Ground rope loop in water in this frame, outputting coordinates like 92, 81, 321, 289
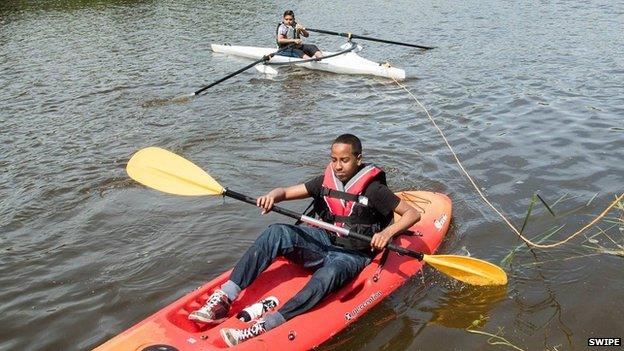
391, 76, 623, 248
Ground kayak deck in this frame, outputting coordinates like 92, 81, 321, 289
211, 44, 406, 80
94, 191, 451, 350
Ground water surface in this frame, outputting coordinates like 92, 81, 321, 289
1, 0, 622, 350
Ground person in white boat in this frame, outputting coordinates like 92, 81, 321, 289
276, 10, 323, 59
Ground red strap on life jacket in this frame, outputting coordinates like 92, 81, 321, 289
322, 163, 382, 228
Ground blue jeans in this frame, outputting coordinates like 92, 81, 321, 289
229, 224, 371, 320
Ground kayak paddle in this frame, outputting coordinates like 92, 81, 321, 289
305, 28, 435, 50
126, 147, 507, 286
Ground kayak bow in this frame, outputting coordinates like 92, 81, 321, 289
94, 191, 450, 350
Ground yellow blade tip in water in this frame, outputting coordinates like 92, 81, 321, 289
423, 255, 508, 286
126, 147, 225, 196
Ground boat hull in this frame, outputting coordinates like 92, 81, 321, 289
211, 44, 406, 80
94, 191, 450, 350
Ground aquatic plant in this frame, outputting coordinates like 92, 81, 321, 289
580, 196, 624, 257
466, 326, 524, 351
501, 192, 624, 267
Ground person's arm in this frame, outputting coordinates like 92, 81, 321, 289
277, 34, 302, 45
278, 25, 303, 45
370, 199, 421, 250
256, 183, 310, 214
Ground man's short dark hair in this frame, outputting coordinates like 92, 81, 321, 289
283, 10, 295, 18
332, 134, 362, 156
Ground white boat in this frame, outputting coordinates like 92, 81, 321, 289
211, 43, 406, 80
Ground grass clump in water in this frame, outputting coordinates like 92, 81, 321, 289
466, 325, 524, 351
580, 196, 624, 257
500, 192, 624, 267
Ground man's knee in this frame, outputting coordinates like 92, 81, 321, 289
314, 264, 349, 288
269, 223, 298, 235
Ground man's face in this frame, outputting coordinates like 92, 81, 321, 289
330, 143, 362, 183
283, 15, 294, 26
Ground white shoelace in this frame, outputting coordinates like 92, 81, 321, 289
238, 322, 266, 341
202, 291, 226, 310
261, 299, 277, 312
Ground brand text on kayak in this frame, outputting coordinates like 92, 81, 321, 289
345, 291, 383, 321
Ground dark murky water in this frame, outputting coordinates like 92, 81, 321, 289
1, 0, 622, 350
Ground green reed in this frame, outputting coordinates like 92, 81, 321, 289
500, 193, 623, 267
466, 320, 562, 350
580, 197, 624, 257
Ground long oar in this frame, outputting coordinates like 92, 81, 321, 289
126, 147, 507, 286
305, 27, 435, 50
164, 45, 293, 104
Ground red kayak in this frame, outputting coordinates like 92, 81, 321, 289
94, 190, 451, 350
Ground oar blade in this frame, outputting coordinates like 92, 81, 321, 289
127, 147, 225, 196
423, 255, 508, 286
254, 63, 279, 75
170, 92, 196, 103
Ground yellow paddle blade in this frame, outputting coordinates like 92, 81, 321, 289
423, 254, 508, 286
126, 147, 225, 196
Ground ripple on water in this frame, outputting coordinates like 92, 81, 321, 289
1, 0, 623, 350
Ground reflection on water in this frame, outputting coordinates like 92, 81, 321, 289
426, 284, 507, 330
510, 249, 578, 349
315, 275, 427, 351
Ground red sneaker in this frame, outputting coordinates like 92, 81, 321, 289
188, 289, 231, 323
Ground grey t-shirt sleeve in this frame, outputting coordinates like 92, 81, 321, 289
277, 24, 289, 37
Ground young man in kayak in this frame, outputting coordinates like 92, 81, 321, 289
188, 134, 421, 346
276, 10, 323, 59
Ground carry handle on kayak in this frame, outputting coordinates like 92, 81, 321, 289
224, 189, 424, 260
